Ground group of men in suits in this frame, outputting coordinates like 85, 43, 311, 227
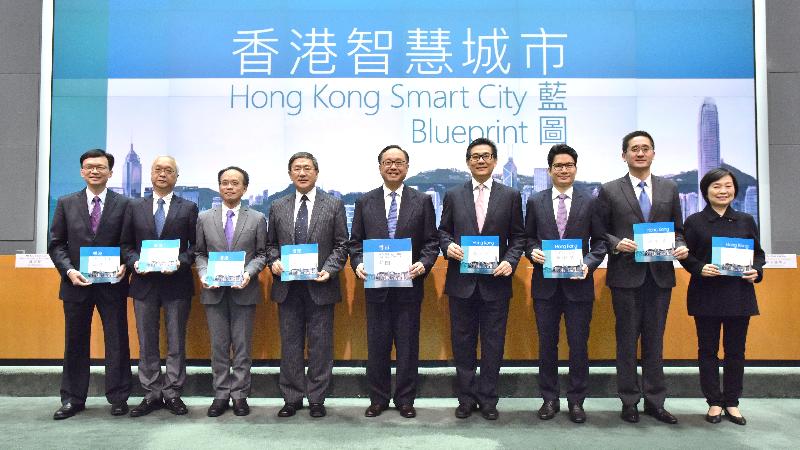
49, 130, 687, 425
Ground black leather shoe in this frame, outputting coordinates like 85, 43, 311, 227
129, 398, 162, 417
568, 403, 586, 424
644, 406, 678, 424
705, 413, 722, 424
364, 403, 388, 417
53, 402, 85, 420
481, 405, 499, 420
398, 404, 417, 418
724, 409, 746, 426
164, 397, 188, 415
277, 402, 302, 417
537, 400, 560, 420
621, 404, 640, 423
110, 402, 129, 416
232, 398, 250, 416
455, 403, 477, 419
207, 399, 229, 417
309, 402, 326, 418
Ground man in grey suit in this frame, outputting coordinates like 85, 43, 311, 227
195, 166, 267, 417
121, 156, 198, 417
594, 131, 688, 424
438, 137, 526, 420
267, 152, 349, 419
349, 145, 440, 419
525, 144, 607, 423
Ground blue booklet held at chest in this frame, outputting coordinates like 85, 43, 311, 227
633, 222, 675, 262
712, 237, 754, 276
79, 247, 121, 284
364, 238, 412, 288
542, 239, 583, 278
206, 251, 245, 286
281, 244, 319, 281
139, 239, 180, 273
460, 235, 500, 274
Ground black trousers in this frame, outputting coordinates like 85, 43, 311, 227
611, 271, 672, 408
449, 290, 510, 409
60, 292, 132, 405
694, 315, 750, 407
365, 290, 421, 407
534, 284, 593, 405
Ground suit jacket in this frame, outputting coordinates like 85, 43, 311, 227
349, 185, 440, 303
680, 206, 764, 317
594, 174, 686, 289
266, 188, 349, 305
438, 180, 525, 301
524, 188, 607, 302
121, 194, 199, 301
48, 189, 130, 302
194, 205, 267, 305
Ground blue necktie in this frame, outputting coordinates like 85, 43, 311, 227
294, 195, 309, 244
154, 198, 166, 237
387, 192, 398, 239
638, 181, 651, 222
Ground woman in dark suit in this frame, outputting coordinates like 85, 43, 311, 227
680, 168, 765, 426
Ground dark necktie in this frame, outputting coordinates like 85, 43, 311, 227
387, 192, 398, 238
90, 196, 101, 234
556, 193, 568, 238
638, 180, 651, 222
225, 210, 235, 250
154, 198, 166, 237
294, 195, 309, 244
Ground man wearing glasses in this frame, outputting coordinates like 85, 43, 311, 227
524, 144, 607, 423
121, 156, 199, 417
348, 145, 439, 418
48, 149, 132, 420
266, 152, 349, 419
594, 131, 688, 424
438, 137, 525, 420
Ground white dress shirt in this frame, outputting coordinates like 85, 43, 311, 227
152, 191, 174, 217
221, 202, 242, 229
629, 173, 653, 207
293, 188, 317, 224
383, 184, 404, 218
85, 187, 108, 215
471, 177, 493, 217
551, 186, 574, 222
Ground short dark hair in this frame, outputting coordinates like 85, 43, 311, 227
288, 152, 319, 171
217, 166, 250, 186
466, 137, 497, 160
79, 149, 115, 170
377, 145, 410, 164
699, 167, 738, 204
622, 130, 654, 153
547, 144, 578, 167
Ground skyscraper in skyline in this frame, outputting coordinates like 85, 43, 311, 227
533, 168, 551, 192
697, 98, 721, 210
503, 156, 519, 190
744, 185, 758, 224
122, 142, 142, 198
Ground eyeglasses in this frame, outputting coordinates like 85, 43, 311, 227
551, 163, 576, 171
628, 145, 652, 154
469, 153, 494, 162
152, 167, 176, 175
290, 165, 316, 174
81, 165, 109, 172
381, 160, 407, 168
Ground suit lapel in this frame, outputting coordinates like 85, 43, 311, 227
460, 181, 479, 233
307, 189, 323, 240
620, 176, 645, 222
160, 196, 180, 238
565, 189, 583, 234
483, 183, 501, 233
649, 176, 667, 221
394, 186, 416, 237
371, 188, 390, 238
77, 190, 93, 234
144, 197, 157, 238
96, 191, 118, 237
213, 207, 227, 245
232, 206, 248, 248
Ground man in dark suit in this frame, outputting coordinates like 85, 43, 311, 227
524, 144, 607, 423
121, 156, 198, 417
195, 166, 267, 418
349, 145, 439, 419
438, 137, 526, 420
594, 130, 688, 424
48, 148, 131, 420
267, 152, 349, 419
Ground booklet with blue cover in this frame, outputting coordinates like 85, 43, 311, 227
712, 237, 754, 276
79, 246, 121, 283
363, 238, 412, 288
139, 239, 180, 273
633, 222, 675, 262
460, 235, 500, 274
281, 243, 319, 281
206, 251, 246, 286
542, 239, 583, 278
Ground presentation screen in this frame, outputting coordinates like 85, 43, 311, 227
49, 0, 758, 232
